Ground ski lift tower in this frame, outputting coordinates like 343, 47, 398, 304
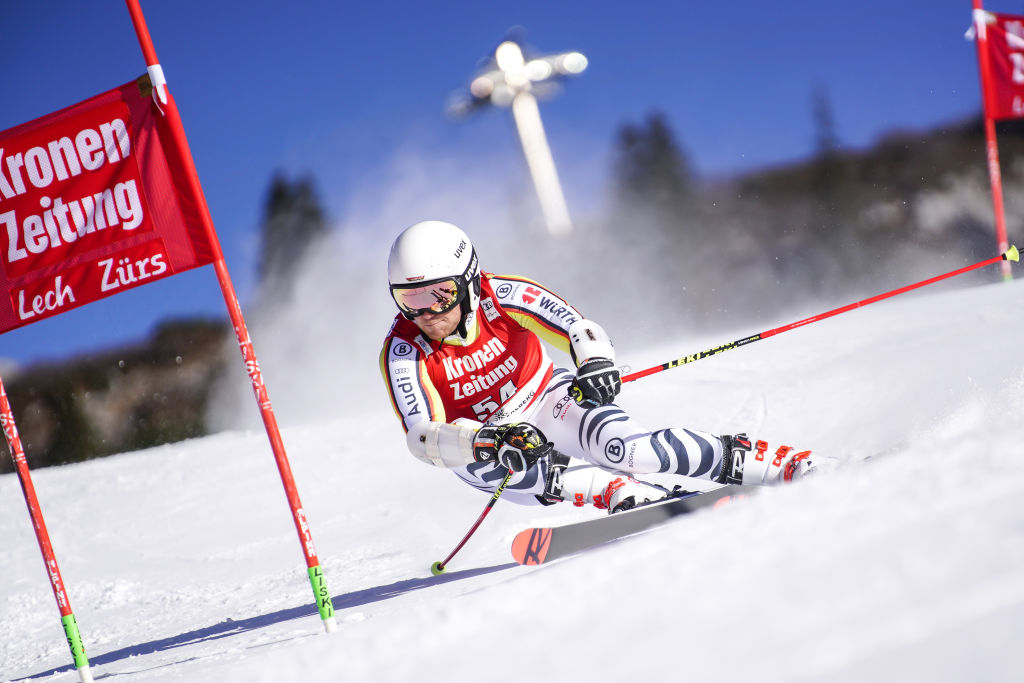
448, 36, 587, 237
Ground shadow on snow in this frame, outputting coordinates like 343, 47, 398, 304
14, 562, 517, 681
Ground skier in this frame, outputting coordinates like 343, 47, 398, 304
380, 220, 814, 514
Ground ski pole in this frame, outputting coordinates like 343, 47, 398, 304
623, 245, 1019, 383
430, 468, 514, 575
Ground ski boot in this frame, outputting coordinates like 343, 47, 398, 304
559, 465, 673, 514
717, 433, 815, 485
536, 450, 572, 505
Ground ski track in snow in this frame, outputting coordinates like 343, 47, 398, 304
2, 279, 1024, 682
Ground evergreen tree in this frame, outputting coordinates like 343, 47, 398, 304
257, 172, 328, 297
808, 85, 868, 286
605, 111, 715, 326
612, 111, 694, 220
813, 84, 840, 162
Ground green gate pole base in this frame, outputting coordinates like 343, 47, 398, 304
308, 565, 337, 632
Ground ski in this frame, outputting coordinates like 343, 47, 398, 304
510, 484, 747, 566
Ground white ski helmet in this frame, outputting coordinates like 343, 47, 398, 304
387, 221, 481, 335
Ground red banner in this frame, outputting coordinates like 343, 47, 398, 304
0, 76, 215, 333
978, 11, 1024, 120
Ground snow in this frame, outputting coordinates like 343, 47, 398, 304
3, 276, 1024, 683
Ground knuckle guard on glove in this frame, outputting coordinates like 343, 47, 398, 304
571, 358, 621, 406
473, 423, 552, 472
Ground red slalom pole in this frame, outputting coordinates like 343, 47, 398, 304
1, 381, 94, 683
972, 1, 1014, 282
623, 246, 1019, 383
124, 0, 336, 631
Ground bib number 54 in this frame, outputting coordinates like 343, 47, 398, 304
471, 380, 517, 421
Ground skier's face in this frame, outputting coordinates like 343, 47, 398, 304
413, 305, 461, 341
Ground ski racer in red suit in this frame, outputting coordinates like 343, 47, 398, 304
380, 221, 815, 513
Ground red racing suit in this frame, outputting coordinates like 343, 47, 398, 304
380, 273, 580, 429
380, 273, 726, 504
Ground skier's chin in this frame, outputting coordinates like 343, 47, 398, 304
415, 308, 461, 340
418, 318, 457, 340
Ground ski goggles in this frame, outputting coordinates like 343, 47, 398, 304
391, 278, 464, 318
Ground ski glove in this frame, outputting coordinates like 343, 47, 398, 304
473, 423, 553, 472
571, 358, 621, 407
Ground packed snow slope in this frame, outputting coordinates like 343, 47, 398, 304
2, 277, 1023, 683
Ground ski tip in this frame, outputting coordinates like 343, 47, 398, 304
1004, 245, 1020, 262
511, 527, 553, 566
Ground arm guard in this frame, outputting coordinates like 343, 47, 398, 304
567, 319, 615, 367
406, 419, 481, 468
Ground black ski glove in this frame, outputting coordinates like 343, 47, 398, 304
571, 358, 621, 407
473, 423, 553, 472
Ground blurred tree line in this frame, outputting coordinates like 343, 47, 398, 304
595, 91, 1023, 332
3, 100, 1022, 472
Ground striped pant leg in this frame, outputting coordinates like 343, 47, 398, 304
530, 371, 726, 480
452, 458, 551, 505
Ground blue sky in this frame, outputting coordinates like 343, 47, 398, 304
0, 1, 999, 366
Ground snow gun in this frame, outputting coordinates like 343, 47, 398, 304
622, 245, 1019, 384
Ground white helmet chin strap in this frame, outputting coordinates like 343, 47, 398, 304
455, 307, 476, 340
455, 266, 481, 338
